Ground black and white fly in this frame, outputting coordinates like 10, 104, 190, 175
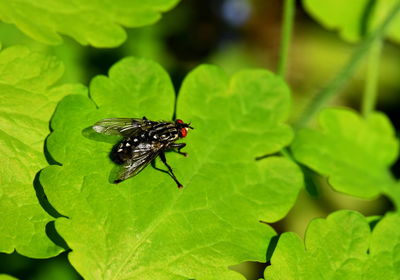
92, 117, 193, 188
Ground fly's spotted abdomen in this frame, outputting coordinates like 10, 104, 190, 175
111, 138, 136, 164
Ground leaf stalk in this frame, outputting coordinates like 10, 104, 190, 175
361, 40, 382, 116
277, 0, 295, 78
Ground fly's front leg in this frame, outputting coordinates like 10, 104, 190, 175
169, 143, 187, 157
159, 152, 184, 188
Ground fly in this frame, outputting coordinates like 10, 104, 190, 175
92, 116, 193, 188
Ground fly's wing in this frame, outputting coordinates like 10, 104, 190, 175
112, 142, 164, 183
92, 118, 154, 137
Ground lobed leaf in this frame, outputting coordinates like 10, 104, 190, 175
291, 108, 399, 199
40, 58, 303, 279
0, 45, 85, 257
0, 0, 180, 47
264, 210, 400, 279
303, 0, 400, 43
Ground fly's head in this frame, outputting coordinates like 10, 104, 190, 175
175, 119, 193, 138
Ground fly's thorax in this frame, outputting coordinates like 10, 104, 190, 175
148, 122, 180, 143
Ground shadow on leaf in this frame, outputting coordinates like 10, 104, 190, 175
81, 126, 121, 144
46, 221, 70, 251
33, 171, 65, 219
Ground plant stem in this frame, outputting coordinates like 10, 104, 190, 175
294, 1, 400, 128
361, 40, 382, 116
277, 0, 295, 78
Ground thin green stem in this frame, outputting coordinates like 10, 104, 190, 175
295, 1, 400, 129
361, 40, 382, 116
277, 0, 295, 78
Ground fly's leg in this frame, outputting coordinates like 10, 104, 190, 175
159, 152, 184, 188
151, 160, 171, 176
169, 143, 187, 157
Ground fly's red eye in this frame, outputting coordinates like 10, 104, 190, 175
176, 119, 184, 124
180, 128, 187, 137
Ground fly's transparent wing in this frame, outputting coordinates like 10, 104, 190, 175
92, 118, 153, 137
112, 142, 164, 183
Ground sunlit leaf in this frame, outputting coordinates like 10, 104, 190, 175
291, 108, 398, 199
40, 58, 303, 279
303, 0, 400, 43
0, 275, 19, 280
0, 45, 85, 257
0, 0, 180, 47
264, 210, 400, 279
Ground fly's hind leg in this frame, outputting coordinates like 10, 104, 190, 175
159, 152, 184, 188
151, 160, 171, 176
169, 143, 187, 157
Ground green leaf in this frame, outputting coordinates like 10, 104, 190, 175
0, 45, 85, 257
0, 275, 19, 280
291, 108, 398, 198
40, 58, 303, 279
264, 210, 400, 279
0, 22, 86, 84
303, 0, 400, 43
370, 0, 400, 43
0, 0, 180, 47
364, 213, 400, 279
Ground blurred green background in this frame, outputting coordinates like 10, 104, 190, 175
0, 0, 399, 279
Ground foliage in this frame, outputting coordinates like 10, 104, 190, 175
0, 275, 18, 280
303, 0, 400, 43
291, 108, 398, 199
0, 0, 399, 279
264, 210, 400, 279
0, 0, 180, 47
0, 45, 85, 258
39, 58, 303, 279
